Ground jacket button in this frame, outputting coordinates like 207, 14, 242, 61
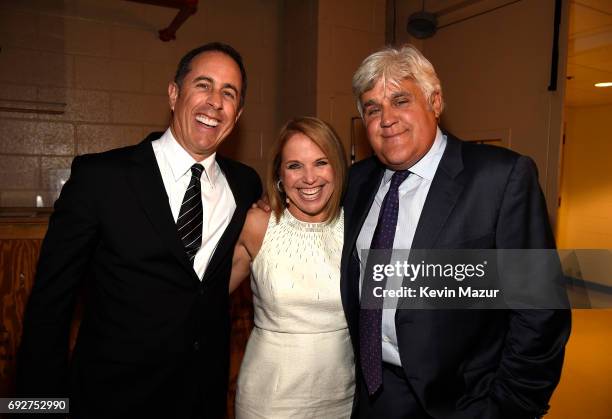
199, 286, 204, 295
193, 341, 200, 351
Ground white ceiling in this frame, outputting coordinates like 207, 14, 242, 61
566, 0, 612, 107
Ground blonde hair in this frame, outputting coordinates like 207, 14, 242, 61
352, 44, 444, 117
266, 117, 347, 223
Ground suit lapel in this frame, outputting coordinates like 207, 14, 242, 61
127, 141, 198, 281
345, 160, 385, 258
396, 135, 465, 315
411, 135, 465, 249
201, 157, 248, 285
341, 159, 385, 322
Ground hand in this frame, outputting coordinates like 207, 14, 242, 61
252, 194, 271, 212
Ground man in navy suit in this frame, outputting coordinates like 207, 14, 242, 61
18, 42, 261, 418
341, 44, 570, 419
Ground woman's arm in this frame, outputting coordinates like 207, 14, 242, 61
229, 208, 269, 293
230, 239, 251, 293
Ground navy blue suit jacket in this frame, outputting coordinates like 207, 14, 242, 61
341, 134, 570, 419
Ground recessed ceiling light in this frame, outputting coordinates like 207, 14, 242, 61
594, 82, 612, 87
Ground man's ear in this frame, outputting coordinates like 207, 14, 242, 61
168, 82, 179, 111
431, 91, 442, 118
235, 107, 243, 123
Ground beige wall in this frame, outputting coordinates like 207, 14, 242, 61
0, 0, 389, 207
394, 0, 568, 228
557, 104, 612, 248
279, 0, 318, 126
315, 0, 386, 158
0, 0, 282, 207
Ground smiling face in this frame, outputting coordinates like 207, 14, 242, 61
280, 133, 335, 223
168, 51, 243, 161
360, 77, 441, 170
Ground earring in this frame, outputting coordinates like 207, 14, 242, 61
276, 179, 284, 193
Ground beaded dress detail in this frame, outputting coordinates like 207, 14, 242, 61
235, 209, 354, 418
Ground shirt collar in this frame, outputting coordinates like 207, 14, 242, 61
383, 127, 447, 184
159, 128, 218, 186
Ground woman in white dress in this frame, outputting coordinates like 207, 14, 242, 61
230, 117, 354, 418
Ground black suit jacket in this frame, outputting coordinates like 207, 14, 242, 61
17, 134, 262, 418
341, 134, 570, 419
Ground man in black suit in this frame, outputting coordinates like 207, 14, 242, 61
17, 42, 261, 418
341, 45, 570, 418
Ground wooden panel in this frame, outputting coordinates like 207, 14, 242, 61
0, 216, 254, 418
0, 238, 42, 395
125, 0, 197, 8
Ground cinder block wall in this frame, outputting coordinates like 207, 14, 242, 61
0, 0, 282, 207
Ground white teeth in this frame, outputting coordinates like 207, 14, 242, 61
195, 114, 219, 127
300, 187, 321, 196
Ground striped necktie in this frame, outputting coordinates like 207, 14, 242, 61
177, 163, 204, 264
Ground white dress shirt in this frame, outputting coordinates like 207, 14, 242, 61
152, 128, 236, 280
357, 127, 447, 366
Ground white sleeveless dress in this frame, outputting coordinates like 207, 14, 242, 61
235, 209, 354, 418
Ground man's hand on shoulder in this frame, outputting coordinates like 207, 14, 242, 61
252, 194, 271, 212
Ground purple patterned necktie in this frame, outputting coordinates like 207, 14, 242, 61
359, 169, 410, 395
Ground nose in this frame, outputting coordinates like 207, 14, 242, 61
302, 167, 317, 184
380, 105, 396, 128
207, 89, 223, 110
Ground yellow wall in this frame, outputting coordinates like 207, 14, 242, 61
557, 104, 612, 248
547, 310, 612, 418
549, 104, 612, 418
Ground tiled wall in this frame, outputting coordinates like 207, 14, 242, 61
0, 0, 388, 207
0, 0, 282, 207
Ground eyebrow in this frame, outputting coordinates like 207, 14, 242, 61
285, 156, 328, 164
362, 99, 379, 109
390, 91, 414, 100
192, 76, 240, 97
362, 90, 414, 109
284, 160, 302, 166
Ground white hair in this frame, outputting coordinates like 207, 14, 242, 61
352, 44, 444, 117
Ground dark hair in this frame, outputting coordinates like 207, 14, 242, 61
174, 42, 247, 109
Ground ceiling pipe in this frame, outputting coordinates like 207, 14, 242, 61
125, 0, 198, 41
